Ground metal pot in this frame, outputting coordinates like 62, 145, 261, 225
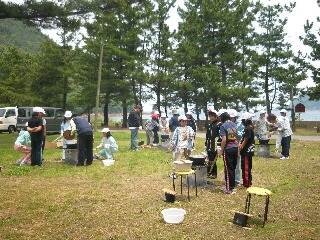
189, 155, 206, 166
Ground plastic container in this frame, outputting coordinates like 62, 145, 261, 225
174, 160, 192, 172
102, 159, 115, 166
161, 208, 186, 224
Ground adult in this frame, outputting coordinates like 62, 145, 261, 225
128, 105, 142, 151
238, 112, 255, 188
159, 113, 169, 136
95, 128, 118, 159
218, 112, 238, 195
27, 111, 44, 166
38, 108, 46, 160
186, 111, 197, 138
205, 109, 220, 179
171, 115, 194, 161
279, 109, 292, 159
144, 114, 159, 146
267, 113, 283, 154
152, 110, 160, 145
70, 115, 94, 166
169, 109, 180, 137
256, 110, 270, 144
60, 110, 73, 161
14, 123, 31, 166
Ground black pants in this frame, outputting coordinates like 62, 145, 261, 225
153, 128, 159, 144
77, 132, 93, 166
31, 140, 43, 166
223, 147, 238, 191
241, 155, 252, 188
207, 151, 217, 177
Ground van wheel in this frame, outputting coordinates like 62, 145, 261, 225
8, 126, 15, 133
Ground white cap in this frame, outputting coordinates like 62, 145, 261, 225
178, 115, 187, 121
208, 108, 218, 114
186, 111, 192, 115
154, 110, 159, 115
259, 110, 266, 114
25, 122, 28, 127
101, 128, 110, 133
217, 109, 227, 117
39, 108, 46, 114
280, 109, 287, 113
32, 107, 42, 113
241, 112, 252, 120
64, 111, 72, 118
160, 113, 166, 118
227, 109, 237, 118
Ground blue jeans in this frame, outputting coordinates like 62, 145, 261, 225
130, 128, 139, 150
281, 135, 291, 157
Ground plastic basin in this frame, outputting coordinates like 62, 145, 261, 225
161, 208, 186, 224
102, 159, 115, 166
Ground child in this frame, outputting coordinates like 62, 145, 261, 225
95, 128, 118, 159
238, 112, 255, 188
14, 123, 31, 166
171, 115, 194, 161
144, 114, 159, 146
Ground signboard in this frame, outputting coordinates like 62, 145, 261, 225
295, 103, 305, 113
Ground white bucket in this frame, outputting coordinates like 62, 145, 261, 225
161, 208, 186, 224
102, 159, 115, 166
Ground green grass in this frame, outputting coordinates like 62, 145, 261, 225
0, 130, 319, 239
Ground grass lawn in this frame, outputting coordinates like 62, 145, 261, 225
0, 130, 319, 239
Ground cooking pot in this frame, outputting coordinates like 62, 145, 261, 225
189, 155, 206, 166
66, 143, 77, 149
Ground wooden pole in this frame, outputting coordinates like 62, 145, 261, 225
94, 42, 104, 132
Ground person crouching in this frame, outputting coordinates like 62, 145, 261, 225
95, 128, 118, 159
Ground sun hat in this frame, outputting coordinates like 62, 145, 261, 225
32, 107, 42, 113
259, 110, 266, 115
101, 128, 110, 133
227, 109, 237, 118
186, 111, 192, 115
178, 115, 187, 121
172, 109, 178, 115
39, 108, 46, 114
241, 112, 252, 120
64, 111, 72, 118
280, 109, 287, 113
217, 109, 227, 117
161, 113, 167, 118
154, 110, 159, 115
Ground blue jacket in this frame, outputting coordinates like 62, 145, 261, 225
72, 117, 93, 135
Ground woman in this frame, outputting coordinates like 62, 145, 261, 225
95, 128, 118, 160
60, 111, 73, 161
14, 123, 31, 166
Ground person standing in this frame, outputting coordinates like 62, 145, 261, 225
169, 109, 180, 137
218, 112, 238, 195
279, 109, 292, 160
128, 105, 142, 151
38, 108, 46, 160
171, 115, 194, 161
27, 111, 44, 166
256, 110, 270, 144
152, 110, 160, 145
60, 111, 73, 161
70, 115, 94, 166
144, 114, 159, 146
95, 128, 118, 159
238, 112, 255, 188
205, 109, 220, 179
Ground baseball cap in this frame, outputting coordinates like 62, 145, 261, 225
101, 128, 110, 133
259, 110, 266, 114
64, 111, 72, 118
227, 109, 237, 118
217, 109, 227, 117
186, 111, 192, 115
280, 109, 287, 113
151, 114, 158, 119
32, 107, 42, 113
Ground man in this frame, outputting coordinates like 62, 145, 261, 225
256, 110, 270, 144
279, 109, 292, 160
27, 109, 44, 166
171, 115, 194, 161
169, 109, 180, 137
128, 105, 142, 151
152, 110, 160, 145
218, 112, 238, 195
38, 108, 46, 160
205, 108, 220, 179
144, 114, 159, 146
70, 114, 94, 166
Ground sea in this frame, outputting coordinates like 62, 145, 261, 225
109, 109, 320, 122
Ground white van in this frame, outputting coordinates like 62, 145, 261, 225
0, 107, 18, 133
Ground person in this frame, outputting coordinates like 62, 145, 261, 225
14, 123, 31, 166
27, 110, 44, 166
256, 110, 270, 144
171, 115, 194, 161
159, 113, 169, 136
70, 114, 94, 166
186, 111, 197, 137
218, 112, 238, 195
228, 109, 241, 185
128, 105, 142, 151
144, 114, 160, 146
95, 128, 118, 159
279, 109, 292, 159
168, 109, 180, 138
152, 110, 160, 145
60, 110, 74, 161
205, 108, 220, 179
38, 108, 46, 160
238, 112, 255, 188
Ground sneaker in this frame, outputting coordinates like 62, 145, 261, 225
280, 156, 289, 160
169, 173, 177, 179
16, 159, 22, 165
152, 144, 158, 147
20, 161, 30, 166
221, 188, 236, 195
93, 154, 99, 160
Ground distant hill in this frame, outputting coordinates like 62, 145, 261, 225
0, 19, 48, 54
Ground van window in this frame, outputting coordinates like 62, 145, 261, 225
45, 109, 55, 118
6, 109, 16, 117
56, 109, 64, 118
0, 109, 5, 117
18, 108, 30, 117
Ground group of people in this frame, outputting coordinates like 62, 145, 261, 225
15, 109, 118, 167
